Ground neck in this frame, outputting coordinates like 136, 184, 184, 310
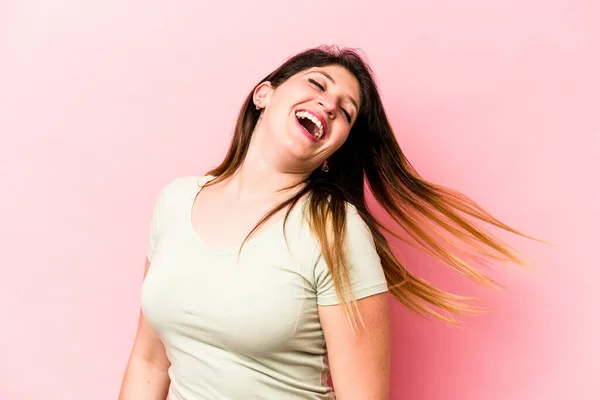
221, 128, 309, 201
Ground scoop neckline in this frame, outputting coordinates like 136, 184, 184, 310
185, 175, 294, 257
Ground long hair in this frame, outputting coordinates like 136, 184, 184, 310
206, 45, 543, 328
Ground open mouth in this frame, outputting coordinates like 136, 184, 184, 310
295, 111, 325, 140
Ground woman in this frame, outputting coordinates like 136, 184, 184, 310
119, 45, 537, 400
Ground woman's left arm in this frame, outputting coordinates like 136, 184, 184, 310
318, 292, 391, 400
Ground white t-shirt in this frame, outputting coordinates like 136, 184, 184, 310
141, 175, 389, 400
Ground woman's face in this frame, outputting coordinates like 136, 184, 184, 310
254, 65, 361, 173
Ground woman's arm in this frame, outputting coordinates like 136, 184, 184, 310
318, 292, 391, 400
118, 258, 171, 400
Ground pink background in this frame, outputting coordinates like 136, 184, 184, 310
1, 1, 598, 399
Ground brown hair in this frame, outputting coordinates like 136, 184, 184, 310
205, 45, 544, 329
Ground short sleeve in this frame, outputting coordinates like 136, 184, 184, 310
146, 183, 170, 262
314, 206, 389, 306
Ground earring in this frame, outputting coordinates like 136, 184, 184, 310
255, 103, 261, 110
321, 161, 329, 173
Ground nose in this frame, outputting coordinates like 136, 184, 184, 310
317, 94, 337, 119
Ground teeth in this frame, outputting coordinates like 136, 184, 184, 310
295, 111, 324, 139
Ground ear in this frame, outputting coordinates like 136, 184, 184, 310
253, 81, 273, 109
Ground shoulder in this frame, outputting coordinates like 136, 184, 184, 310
149, 175, 213, 216
154, 175, 212, 201
292, 199, 377, 262
308, 200, 388, 304
343, 204, 378, 249
158, 175, 210, 194
306, 199, 372, 237
294, 198, 373, 240
344, 203, 370, 230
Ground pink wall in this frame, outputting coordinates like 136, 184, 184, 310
1, 1, 598, 399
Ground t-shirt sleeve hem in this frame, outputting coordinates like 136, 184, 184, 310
316, 283, 389, 306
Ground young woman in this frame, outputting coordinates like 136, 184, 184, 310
119, 45, 537, 400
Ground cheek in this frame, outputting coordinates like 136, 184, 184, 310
264, 105, 288, 131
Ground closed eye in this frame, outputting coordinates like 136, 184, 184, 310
309, 78, 352, 123
309, 78, 324, 91
341, 108, 351, 123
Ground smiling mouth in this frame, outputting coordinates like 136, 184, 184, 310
295, 111, 324, 140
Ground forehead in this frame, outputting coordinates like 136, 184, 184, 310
299, 65, 361, 107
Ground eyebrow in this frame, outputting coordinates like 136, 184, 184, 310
306, 70, 359, 112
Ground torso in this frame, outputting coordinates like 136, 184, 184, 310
142, 175, 388, 400
142, 176, 336, 399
